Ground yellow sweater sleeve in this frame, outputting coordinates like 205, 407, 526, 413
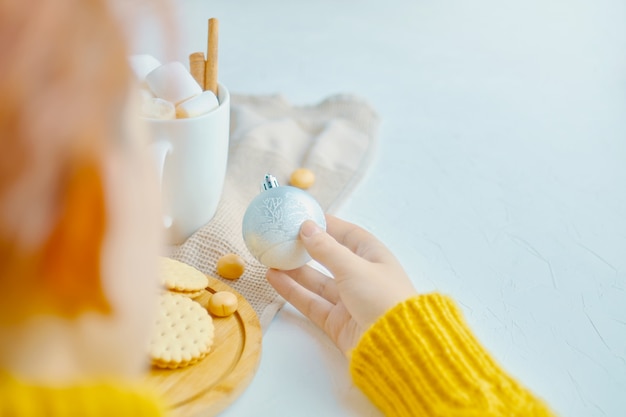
0, 374, 167, 417
350, 293, 556, 417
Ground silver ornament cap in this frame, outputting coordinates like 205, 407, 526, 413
242, 174, 326, 270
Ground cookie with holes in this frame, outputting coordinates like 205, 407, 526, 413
148, 292, 214, 369
158, 257, 209, 296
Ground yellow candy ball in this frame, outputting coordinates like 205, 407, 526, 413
216, 253, 245, 280
289, 168, 315, 189
208, 291, 238, 317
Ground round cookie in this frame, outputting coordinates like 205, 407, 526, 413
158, 257, 208, 293
172, 288, 206, 299
149, 292, 214, 369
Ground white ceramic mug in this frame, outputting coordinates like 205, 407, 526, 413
148, 83, 230, 244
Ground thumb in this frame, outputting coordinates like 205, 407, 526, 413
300, 220, 363, 278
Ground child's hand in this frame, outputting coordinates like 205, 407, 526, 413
266, 215, 417, 356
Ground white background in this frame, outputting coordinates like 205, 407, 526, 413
133, 1, 626, 416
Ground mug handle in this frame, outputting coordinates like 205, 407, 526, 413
149, 140, 173, 229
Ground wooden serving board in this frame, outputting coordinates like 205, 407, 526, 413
145, 276, 262, 417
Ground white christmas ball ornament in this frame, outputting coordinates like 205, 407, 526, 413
242, 174, 326, 270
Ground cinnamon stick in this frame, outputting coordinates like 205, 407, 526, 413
204, 17, 219, 95
189, 52, 206, 89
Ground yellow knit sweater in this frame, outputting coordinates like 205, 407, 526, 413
0, 375, 166, 416
350, 293, 556, 416
1, 293, 555, 416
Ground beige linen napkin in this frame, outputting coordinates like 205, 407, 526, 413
169, 93, 379, 330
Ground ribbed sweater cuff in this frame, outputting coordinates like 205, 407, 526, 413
349, 293, 554, 417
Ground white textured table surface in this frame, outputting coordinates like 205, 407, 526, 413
133, 1, 626, 416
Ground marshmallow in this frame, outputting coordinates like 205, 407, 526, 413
128, 54, 161, 82
145, 62, 202, 105
175, 90, 219, 119
139, 88, 155, 100
141, 96, 176, 120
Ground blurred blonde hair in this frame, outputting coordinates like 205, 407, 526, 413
0, 0, 135, 322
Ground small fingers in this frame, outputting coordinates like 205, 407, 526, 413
266, 268, 333, 330
283, 264, 340, 304
300, 217, 397, 279
324, 215, 397, 264
300, 220, 366, 279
